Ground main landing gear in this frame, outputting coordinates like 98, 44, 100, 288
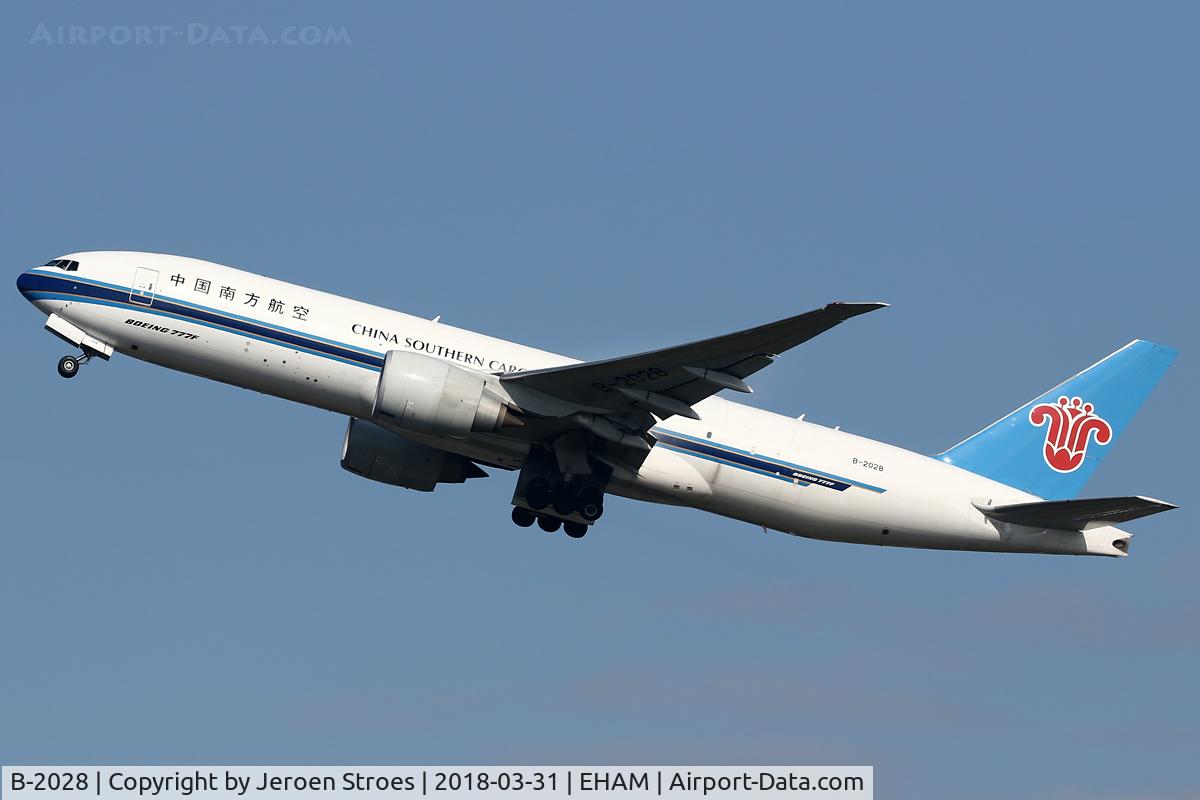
57, 353, 93, 379
511, 447, 609, 540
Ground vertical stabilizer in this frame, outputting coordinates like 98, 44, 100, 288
937, 340, 1177, 499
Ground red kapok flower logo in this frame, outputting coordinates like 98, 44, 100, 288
1028, 396, 1113, 473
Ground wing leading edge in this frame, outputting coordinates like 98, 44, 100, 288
501, 302, 887, 422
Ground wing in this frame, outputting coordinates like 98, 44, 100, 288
972, 496, 1177, 530
502, 302, 886, 424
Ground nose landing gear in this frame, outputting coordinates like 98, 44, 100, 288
44, 314, 114, 378
56, 339, 107, 378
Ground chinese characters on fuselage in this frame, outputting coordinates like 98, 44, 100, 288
168, 272, 309, 321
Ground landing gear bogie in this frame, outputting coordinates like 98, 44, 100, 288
517, 477, 604, 523
512, 450, 608, 539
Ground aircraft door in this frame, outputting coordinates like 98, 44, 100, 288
130, 267, 159, 306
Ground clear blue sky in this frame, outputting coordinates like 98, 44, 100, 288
2, 3, 1195, 798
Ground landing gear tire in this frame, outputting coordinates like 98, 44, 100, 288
552, 487, 577, 517
563, 521, 588, 539
511, 507, 536, 528
57, 356, 79, 379
577, 489, 604, 522
536, 515, 561, 533
526, 478, 552, 511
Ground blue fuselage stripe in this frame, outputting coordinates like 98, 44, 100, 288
21, 272, 385, 371
652, 430, 886, 494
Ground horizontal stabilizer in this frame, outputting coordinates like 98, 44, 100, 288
972, 496, 1177, 530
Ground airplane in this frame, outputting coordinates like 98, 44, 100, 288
17, 251, 1178, 556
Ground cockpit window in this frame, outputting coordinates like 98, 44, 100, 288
42, 259, 64, 267
41, 259, 79, 271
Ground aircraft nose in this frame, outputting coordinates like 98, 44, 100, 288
16, 270, 36, 299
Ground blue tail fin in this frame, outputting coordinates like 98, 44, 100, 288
937, 340, 1177, 499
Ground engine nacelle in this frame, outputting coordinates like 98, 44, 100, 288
340, 418, 486, 491
372, 350, 514, 436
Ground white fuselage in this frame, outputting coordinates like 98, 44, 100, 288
17, 252, 1131, 556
